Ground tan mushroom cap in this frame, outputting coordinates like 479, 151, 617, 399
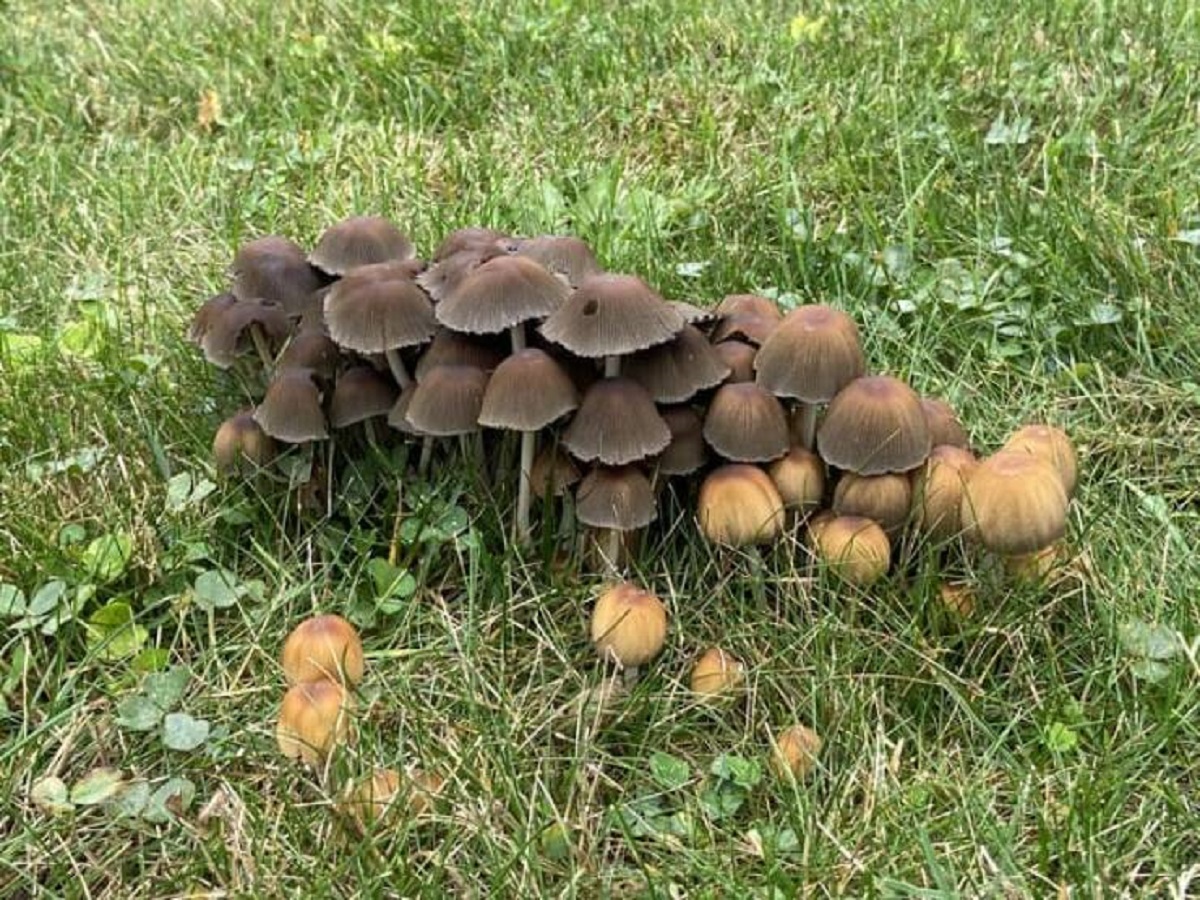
189, 291, 237, 344
329, 366, 400, 428
960, 451, 1068, 555
697, 464, 786, 547
768, 446, 826, 512
656, 406, 708, 476
530, 445, 581, 499
478, 348, 579, 431
921, 398, 969, 449
323, 268, 436, 355
809, 514, 891, 586
277, 328, 340, 381
754, 305, 865, 403
563, 378, 671, 466
1002, 424, 1077, 497
403, 364, 489, 436
415, 328, 507, 379
514, 235, 603, 287
575, 465, 657, 531
912, 445, 977, 541
703, 382, 790, 463
213, 410, 276, 473
832, 472, 913, 534
437, 255, 570, 336
713, 340, 757, 383
624, 325, 731, 403
591, 582, 668, 668
817, 375, 931, 475
540, 273, 685, 358
254, 368, 329, 443
232, 235, 326, 318
200, 299, 291, 369
309, 215, 416, 276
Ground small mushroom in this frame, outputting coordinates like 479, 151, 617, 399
689, 647, 745, 698
809, 514, 891, 586
276, 680, 355, 766
770, 724, 823, 781
697, 465, 786, 547
702, 382, 790, 463
816, 375, 931, 475
960, 452, 1068, 555
308, 215, 415, 276
281, 614, 365, 686
832, 472, 913, 535
212, 410, 276, 474
590, 582, 668, 670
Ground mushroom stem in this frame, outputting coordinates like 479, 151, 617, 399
795, 403, 819, 451
249, 323, 275, 371
509, 324, 527, 353
515, 430, 536, 546
384, 349, 412, 389
418, 436, 434, 476
604, 355, 621, 378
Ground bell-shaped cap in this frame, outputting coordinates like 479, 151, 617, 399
624, 325, 730, 403
960, 451, 1068, 554
702, 382, 789, 463
754, 305, 865, 403
540, 274, 684, 358
436, 255, 570, 335
817, 375, 930, 475
478, 348, 579, 431
309, 216, 415, 275
563, 378, 671, 466
254, 368, 328, 443
575, 465, 657, 531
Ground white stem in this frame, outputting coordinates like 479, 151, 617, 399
516, 431, 535, 545
385, 349, 412, 388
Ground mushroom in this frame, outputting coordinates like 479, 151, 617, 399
623, 325, 730, 404
912, 445, 977, 542
281, 614, 365, 686
212, 410, 276, 474
232, 235, 327, 320
921, 397, 969, 449
254, 368, 329, 443
308, 215, 415, 276
1001, 424, 1077, 497
832, 472, 913, 535
477, 348, 579, 543
436, 254, 570, 355
689, 647, 745, 698
809, 514, 891, 586
514, 235, 602, 287
816, 375, 930, 475
590, 582, 668, 675
562, 378, 671, 467
767, 446, 826, 516
769, 724, 823, 781
712, 339, 757, 384
959, 452, 1068, 555
702, 382, 790, 463
754, 305, 865, 450
323, 263, 436, 388
276, 679, 355, 766
697, 465, 786, 548
575, 465, 656, 572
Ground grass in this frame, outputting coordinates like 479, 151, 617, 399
2, 0, 1199, 895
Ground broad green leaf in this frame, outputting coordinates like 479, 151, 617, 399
0, 583, 26, 618
649, 751, 692, 791
162, 712, 210, 751
31, 776, 74, 815
143, 777, 195, 823
115, 694, 165, 731
82, 532, 133, 584
70, 768, 125, 806
193, 569, 241, 611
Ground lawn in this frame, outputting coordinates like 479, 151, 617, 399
2, 0, 1199, 896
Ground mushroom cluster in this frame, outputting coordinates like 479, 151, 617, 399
192, 218, 1078, 585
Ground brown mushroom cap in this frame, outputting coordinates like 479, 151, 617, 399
323, 268, 436, 355
189, 291, 237, 344
436, 255, 570, 336
714, 294, 783, 321
403, 364, 489, 436
713, 340, 757, 383
213, 410, 276, 473
768, 446, 826, 512
697, 464, 786, 547
254, 368, 329, 443
478, 348, 579, 431
200, 299, 291, 369
563, 378, 671, 466
754, 305, 865, 403
832, 472, 913, 534
809, 515, 891, 586
277, 328, 340, 381
329, 366, 400, 428
514, 235, 602, 287
432, 227, 511, 262
540, 273, 684, 358
591, 582, 668, 668
1002, 424, 1077, 497
309, 216, 416, 276
960, 451, 1068, 555
817, 375, 931, 475
921, 398, 969, 449
232, 236, 327, 318
912, 445, 978, 541
702, 382, 790, 463
530, 445, 582, 499
575, 466, 657, 531
623, 325, 731, 403
415, 328, 507, 379
656, 406, 708, 476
